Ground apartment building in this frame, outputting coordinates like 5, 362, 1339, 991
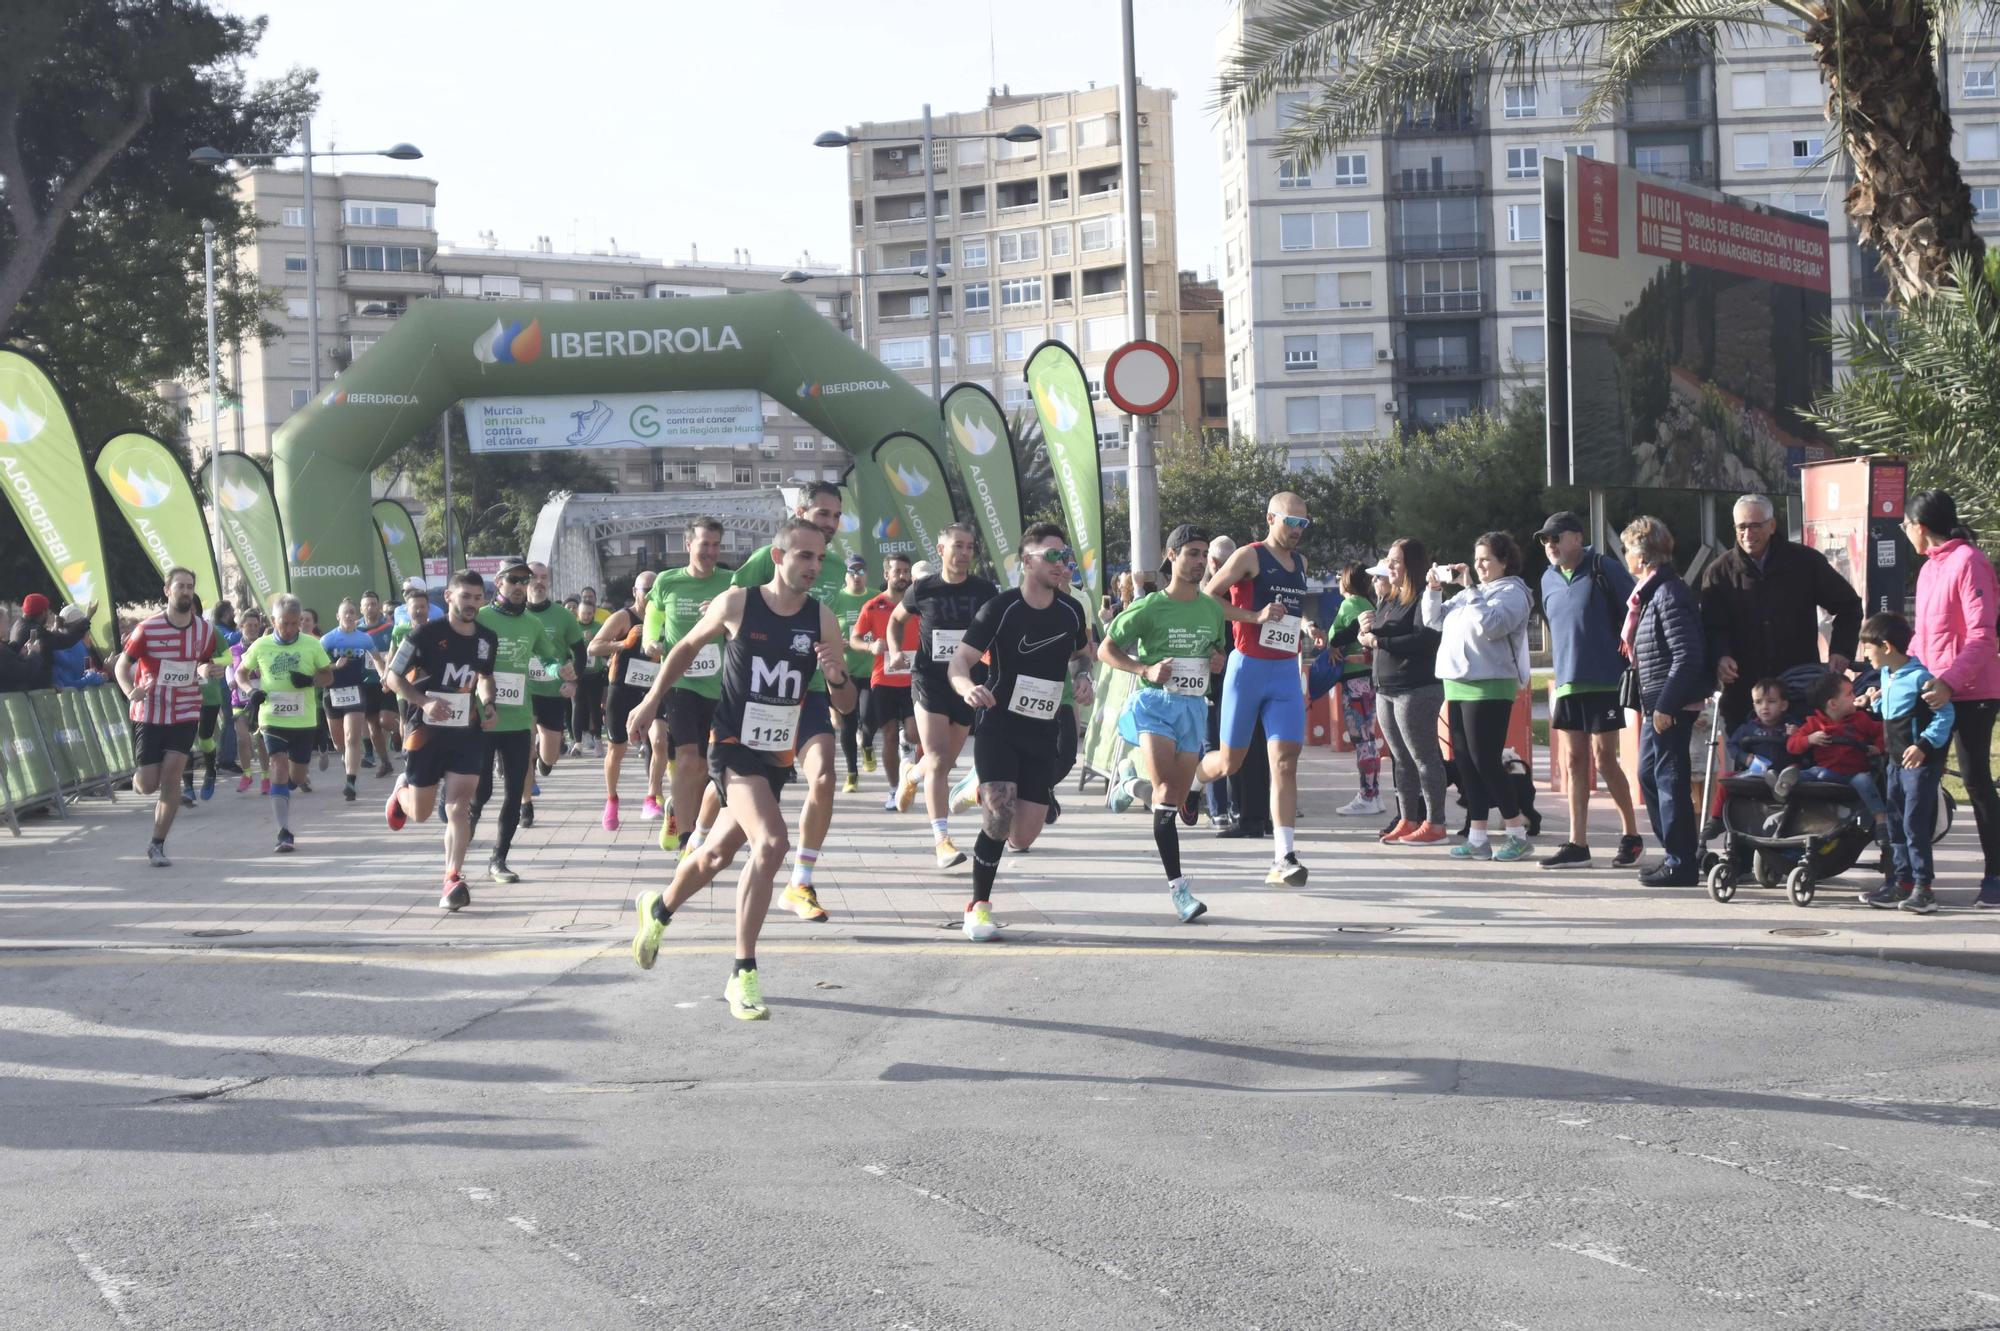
837, 85, 1183, 478
1177, 271, 1228, 443
1218, 7, 2000, 470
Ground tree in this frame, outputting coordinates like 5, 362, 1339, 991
1809, 251, 2000, 538
380, 415, 613, 565
1219, 2, 1988, 301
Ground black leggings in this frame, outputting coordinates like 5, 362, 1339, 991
1052, 703, 1079, 788
1952, 697, 2000, 877
1449, 697, 1519, 822
572, 672, 606, 740
472, 729, 533, 858
839, 683, 869, 776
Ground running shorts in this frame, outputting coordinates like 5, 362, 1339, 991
135, 721, 198, 767
403, 726, 489, 787
973, 723, 1057, 806
1118, 687, 1207, 756
263, 727, 316, 766
913, 672, 975, 728
665, 688, 718, 755
1219, 651, 1307, 750
708, 740, 793, 797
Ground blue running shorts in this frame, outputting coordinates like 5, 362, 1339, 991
1219, 651, 1306, 750
1118, 686, 1207, 755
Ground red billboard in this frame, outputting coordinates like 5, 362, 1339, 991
1635, 183, 1832, 293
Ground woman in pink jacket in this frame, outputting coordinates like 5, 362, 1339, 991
1906, 490, 2000, 909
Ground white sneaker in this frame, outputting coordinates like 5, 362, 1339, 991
963, 903, 998, 942
1336, 794, 1385, 817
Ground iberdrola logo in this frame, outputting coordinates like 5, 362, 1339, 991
109, 465, 173, 510
949, 409, 999, 457
838, 510, 860, 534
473, 318, 543, 365
289, 541, 313, 562
0, 395, 47, 443
887, 463, 929, 498
382, 523, 406, 546
219, 478, 260, 512
61, 562, 93, 602
1033, 379, 1082, 433
872, 517, 902, 541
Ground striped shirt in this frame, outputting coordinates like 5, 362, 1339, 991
124, 614, 219, 725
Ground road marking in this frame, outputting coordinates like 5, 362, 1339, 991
1550, 1239, 1651, 1274
64, 1234, 141, 1327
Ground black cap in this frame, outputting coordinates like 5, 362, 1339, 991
496, 556, 532, 577
1536, 511, 1586, 542
1164, 523, 1210, 552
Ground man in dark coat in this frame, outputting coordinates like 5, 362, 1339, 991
6, 593, 94, 693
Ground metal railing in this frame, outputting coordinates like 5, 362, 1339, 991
1387, 169, 1484, 196
1397, 290, 1485, 314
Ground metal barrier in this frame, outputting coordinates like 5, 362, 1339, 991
0, 685, 132, 835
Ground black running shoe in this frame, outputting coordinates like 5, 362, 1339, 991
1538, 841, 1592, 870
275, 830, 295, 854
1861, 880, 1912, 909
1611, 834, 1644, 869
1045, 796, 1061, 826
440, 873, 471, 911
520, 803, 535, 829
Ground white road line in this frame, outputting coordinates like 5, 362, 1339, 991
1550, 1240, 1651, 1274
64, 1234, 141, 1327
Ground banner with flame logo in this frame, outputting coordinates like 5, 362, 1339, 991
868, 433, 958, 558
941, 383, 1025, 587
94, 432, 220, 605
0, 351, 116, 649
1024, 341, 1103, 616
372, 500, 424, 590
213, 452, 291, 608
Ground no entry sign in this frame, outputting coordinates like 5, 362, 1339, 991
1104, 339, 1180, 417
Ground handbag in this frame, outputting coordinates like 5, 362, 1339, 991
1617, 665, 1642, 712
1595, 552, 1643, 712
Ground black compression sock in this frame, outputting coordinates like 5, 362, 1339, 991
733, 956, 755, 974
651, 897, 673, 924
971, 831, 1004, 902
1152, 806, 1183, 880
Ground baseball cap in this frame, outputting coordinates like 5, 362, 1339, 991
59, 602, 89, 625
1365, 557, 1392, 579
1164, 523, 1210, 551
1536, 511, 1586, 542
21, 593, 49, 619
845, 554, 867, 570
401, 576, 428, 596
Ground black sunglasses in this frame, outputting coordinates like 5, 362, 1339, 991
502, 573, 531, 585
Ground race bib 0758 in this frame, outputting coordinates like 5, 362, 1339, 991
1006, 675, 1063, 720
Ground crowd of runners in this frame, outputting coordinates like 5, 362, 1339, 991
95, 479, 2000, 1022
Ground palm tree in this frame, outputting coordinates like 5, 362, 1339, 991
1219, 0, 1990, 302
1808, 251, 2000, 533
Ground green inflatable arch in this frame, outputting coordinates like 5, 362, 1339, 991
271, 290, 946, 613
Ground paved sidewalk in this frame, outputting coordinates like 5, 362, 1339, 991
5, 746, 1998, 961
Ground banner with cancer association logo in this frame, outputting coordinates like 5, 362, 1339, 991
0, 351, 117, 650
941, 383, 1025, 587
372, 500, 424, 590
1024, 340, 1104, 614
93, 432, 221, 606
869, 432, 958, 558
214, 450, 291, 609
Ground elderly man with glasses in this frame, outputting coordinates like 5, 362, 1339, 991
1697, 492, 1863, 735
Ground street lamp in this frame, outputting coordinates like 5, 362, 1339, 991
190, 126, 423, 397
780, 264, 944, 350
815, 114, 1039, 402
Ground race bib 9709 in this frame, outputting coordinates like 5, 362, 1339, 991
1006, 675, 1063, 720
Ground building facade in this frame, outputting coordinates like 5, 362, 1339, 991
836, 85, 1183, 479
1217, 7, 2000, 470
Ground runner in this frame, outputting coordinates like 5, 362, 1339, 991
233, 593, 334, 853
626, 518, 857, 1018
229, 607, 270, 794
383, 569, 499, 910
947, 523, 1092, 940
643, 517, 735, 843
829, 554, 877, 794
472, 559, 573, 885
358, 590, 400, 779
1100, 525, 1281, 920
890, 524, 999, 868
587, 569, 657, 830
318, 598, 380, 802
522, 560, 587, 829
571, 584, 610, 756
850, 553, 921, 810
115, 568, 223, 866
178, 595, 231, 805
1197, 492, 1315, 886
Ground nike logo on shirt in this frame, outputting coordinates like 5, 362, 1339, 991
1019, 632, 1072, 654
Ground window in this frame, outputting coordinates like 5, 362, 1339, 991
734, 465, 754, 485
1077, 115, 1113, 149
1507, 204, 1542, 242
349, 334, 378, 358
1511, 325, 1546, 364
1565, 142, 1597, 160
1285, 396, 1321, 435
961, 235, 988, 269
1334, 332, 1372, 370
998, 229, 1041, 263
1504, 84, 1538, 119
1333, 153, 1367, 186
879, 337, 927, 368
587, 289, 614, 301
290, 388, 309, 410
1003, 328, 1031, 362
760, 469, 783, 485
1326, 211, 1369, 248
345, 202, 400, 226
1002, 383, 1030, 411
1973, 186, 2000, 222
999, 276, 1043, 306
1080, 218, 1114, 251
1965, 65, 1996, 99
1080, 315, 1122, 352
1338, 394, 1374, 432
281, 206, 304, 228
1968, 125, 2000, 160
1047, 224, 1070, 258
1052, 320, 1075, 346
966, 332, 993, 363
285, 297, 309, 319
821, 438, 842, 451
1506, 147, 1540, 180
1275, 91, 1311, 127
963, 281, 991, 311
1734, 132, 1769, 169
284, 254, 307, 273
1281, 273, 1316, 311
1278, 158, 1313, 189
345, 244, 426, 272
1510, 264, 1544, 302
1784, 191, 1828, 220
1291, 394, 1373, 434
1044, 122, 1069, 155
1732, 71, 1765, 109
1790, 135, 1824, 165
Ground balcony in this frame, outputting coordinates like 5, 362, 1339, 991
1392, 110, 1479, 135
1387, 169, 1484, 196
1637, 162, 1718, 187
1395, 231, 1483, 256
1620, 92, 1714, 125
1407, 350, 1485, 376
1397, 291, 1485, 315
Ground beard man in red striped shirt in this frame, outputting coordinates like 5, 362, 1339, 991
114, 568, 223, 868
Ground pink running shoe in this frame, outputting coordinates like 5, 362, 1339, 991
260, 777, 271, 796
236, 774, 253, 794
641, 796, 664, 820
602, 797, 621, 831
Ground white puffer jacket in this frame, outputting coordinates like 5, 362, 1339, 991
1420, 576, 1532, 686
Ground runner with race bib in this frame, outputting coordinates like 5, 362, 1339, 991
522, 560, 587, 829
644, 517, 735, 846
318, 598, 380, 803
115, 567, 221, 867
948, 522, 1092, 942
626, 517, 857, 1021
474, 560, 571, 887
233, 593, 333, 854
586, 569, 656, 831
850, 553, 921, 810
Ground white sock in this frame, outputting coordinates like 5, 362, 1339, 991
1275, 826, 1296, 858
1506, 825, 1528, 843
931, 817, 950, 840
685, 826, 707, 853
1468, 827, 1490, 847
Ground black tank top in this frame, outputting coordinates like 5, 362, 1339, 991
711, 587, 821, 767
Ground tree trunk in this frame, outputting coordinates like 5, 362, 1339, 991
1815, 0, 1985, 303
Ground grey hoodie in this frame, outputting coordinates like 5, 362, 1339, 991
1420, 576, 1532, 686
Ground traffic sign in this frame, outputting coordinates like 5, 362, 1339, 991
1103, 339, 1180, 417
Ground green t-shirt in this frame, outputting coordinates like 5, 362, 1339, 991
1108, 589, 1228, 692
526, 601, 585, 698
476, 604, 562, 732
241, 632, 333, 729
1330, 593, 1373, 679
648, 565, 738, 701
827, 586, 876, 680
732, 544, 844, 694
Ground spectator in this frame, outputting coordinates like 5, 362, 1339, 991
1623, 515, 1705, 887
1202, 536, 1240, 830
1902, 489, 2000, 909
1699, 492, 1862, 733
49, 604, 104, 688
1535, 510, 1643, 871
1361, 538, 1448, 845
1325, 562, 1383, 817
1424, 532, 1534, 861
7, 592, 95, 692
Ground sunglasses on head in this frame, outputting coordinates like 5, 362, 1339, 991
1032, 546, 1074, 565
1276, 515, 1311, 530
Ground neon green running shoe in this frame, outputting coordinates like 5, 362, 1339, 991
725, 967, 768, 1020
659, 816, 681, 854
631, 890, 668, 969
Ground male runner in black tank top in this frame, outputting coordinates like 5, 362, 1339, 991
625, 518, 856, 1021
587, 569, 655, 830
949, 521, 1094, 941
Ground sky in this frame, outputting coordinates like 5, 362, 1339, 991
225, 0, 1233, 279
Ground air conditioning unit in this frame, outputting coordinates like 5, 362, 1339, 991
1383, 401, 1400, 414
1137, 113, 1150, 126
887, 148, 906, 162
1376, 348, 1394, 362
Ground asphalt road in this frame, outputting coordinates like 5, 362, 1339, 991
4, 933, 1998, 1330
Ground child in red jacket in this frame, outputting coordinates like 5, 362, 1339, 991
1777, 672, 1887, 843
